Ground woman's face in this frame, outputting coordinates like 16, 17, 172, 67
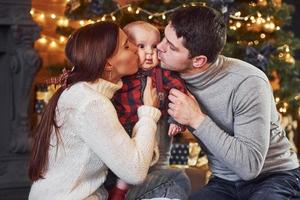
108, 29, 139, 79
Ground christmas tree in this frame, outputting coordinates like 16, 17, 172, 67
58, 0, 300, 121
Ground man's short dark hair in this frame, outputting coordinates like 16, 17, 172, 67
170, 6, 226, 63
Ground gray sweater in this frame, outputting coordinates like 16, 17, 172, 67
181, 55, 299, 181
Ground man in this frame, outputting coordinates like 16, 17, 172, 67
157, 5, 300, 200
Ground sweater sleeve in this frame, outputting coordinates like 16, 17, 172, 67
193, 76, 272, 180
74, 98, 161, 185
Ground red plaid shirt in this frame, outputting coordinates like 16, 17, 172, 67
112, 66, 187, 132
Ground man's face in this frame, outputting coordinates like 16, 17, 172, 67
157, 23, 193, 74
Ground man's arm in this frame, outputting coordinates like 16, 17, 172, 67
168, 77, 272, 180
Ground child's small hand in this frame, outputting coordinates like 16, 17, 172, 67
168, 123, 182, 137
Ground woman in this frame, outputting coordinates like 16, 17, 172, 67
28, 22, 161, 200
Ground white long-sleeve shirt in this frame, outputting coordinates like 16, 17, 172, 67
29, 78, 161, 200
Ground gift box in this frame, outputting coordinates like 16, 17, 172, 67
34, 83, 60, 114
169, 142, 208, 167
169, 143, 189, 165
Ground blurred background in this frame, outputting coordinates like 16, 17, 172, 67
0, 0, 299, 199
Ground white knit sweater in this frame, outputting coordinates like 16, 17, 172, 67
29, 78, 161, 200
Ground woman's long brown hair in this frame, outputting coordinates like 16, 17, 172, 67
29, 22, 119, 181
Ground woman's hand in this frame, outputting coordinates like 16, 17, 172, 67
143, 77, 158, 108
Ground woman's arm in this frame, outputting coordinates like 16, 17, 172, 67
75, 98, 161, 185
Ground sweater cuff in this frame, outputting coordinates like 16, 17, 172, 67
137, 105, 161, 123
193, 115, 214, 138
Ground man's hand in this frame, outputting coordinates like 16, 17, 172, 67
168, 89, 205, 129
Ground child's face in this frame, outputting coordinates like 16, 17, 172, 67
131, 28, 160, 70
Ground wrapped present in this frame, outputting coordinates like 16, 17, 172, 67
169, 143, 189, 165
170, 142, 208, 168
188, 142, 201, 166
35, 83, 60, 115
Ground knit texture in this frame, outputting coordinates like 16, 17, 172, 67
182, 55, 299, 181
29, 78, 161, 200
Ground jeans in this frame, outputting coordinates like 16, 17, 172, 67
125, 168, 191, 200
189, 168, 300, 200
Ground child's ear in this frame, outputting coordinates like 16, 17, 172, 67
192, 55, 208, 69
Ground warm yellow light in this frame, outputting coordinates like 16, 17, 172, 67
276, 26, 280, 30
58, 19, 64, 26
39, 13, 45, 20
38, 37, 47, 44
59, 36, 66, 43
236, 22, 241, 28
230, 26, 237, 30
257, 12, 262, 18
260, 33, 266, 39
50, 14, 56, 19
135, 8, 140, 14
256, 18, 263, 24
182, 4, 187, 7
111, 15, 116, 21
275, 97, 280, 103
191, 3, 196, 6
58, 18, 69, 26
49, 41, 57, 48
285, 46, 290, 53
148, 15, 153, 19
234, 12, 241, 17
88, 20, 95, 24
79, 20, 85, 26
30, 9, 34, 15
127, 6, 132, 12
162, 14, 166, 20
101, 16, 106, 21
254, 40, 259, 45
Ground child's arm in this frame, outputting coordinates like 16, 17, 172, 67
168, 123, 183, 136
161, 68, 188, 134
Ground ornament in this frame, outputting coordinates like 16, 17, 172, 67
270, 70, 280, 91
257, 0, 267, 6
89, 0, 118, 16
263, 22, 276, 33
113, 0, 141, 6
210, 0, 235, 15
272, 0, 282, 8
69, 0, 81, 12
246, 23, 262, 32
284, 53, 296, 65
245, 43, 276, 73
